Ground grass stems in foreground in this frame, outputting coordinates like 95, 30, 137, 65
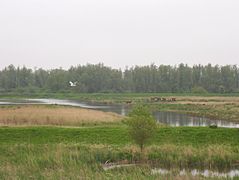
0, 143, 238, 179
0, 126, 239, 170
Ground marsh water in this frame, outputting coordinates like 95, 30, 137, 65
151, 168, 239, 178
0, 98, 239, 128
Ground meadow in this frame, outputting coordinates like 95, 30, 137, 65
2, 142, 233, 179
0, 125, 239, 179
1, 93, 239, 179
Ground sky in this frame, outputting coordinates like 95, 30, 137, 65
0, 0, 239, 70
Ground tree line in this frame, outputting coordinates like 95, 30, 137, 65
0, 63, 239, 93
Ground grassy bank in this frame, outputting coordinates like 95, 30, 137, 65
0, 126, 238, 146
1, 92, 239, 102
0, 126, 239, 179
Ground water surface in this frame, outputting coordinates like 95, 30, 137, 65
151, 168, 239, 178
0, 98, 238, 128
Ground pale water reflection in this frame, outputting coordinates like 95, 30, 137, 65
151, 168, 239, 178
153, 111, 239, 128
0, 98, 238, 128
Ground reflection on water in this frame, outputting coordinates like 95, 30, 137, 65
30, 99, 110, 109
151, 168, 239, 178
0, 98, 239, 128
153, 111, 239, 128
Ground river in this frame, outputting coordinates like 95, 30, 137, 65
0, 98, 238, 128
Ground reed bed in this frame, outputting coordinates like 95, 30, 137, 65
84, 144, 239, 171
0, 105, 122, 126
0, 143, 237, 179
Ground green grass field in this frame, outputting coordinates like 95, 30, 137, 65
0, 125, 239, 179
0, 126, 238, 146
1, 93, 239, 179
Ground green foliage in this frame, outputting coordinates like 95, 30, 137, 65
219, 85, 226, 93
126, 105, 157, 151
1, 63, 239, 93
191, 86, 208, 94
209, 124, 218, 128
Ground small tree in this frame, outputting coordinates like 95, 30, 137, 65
191, 86, 208, 94
126, 105, 157, 152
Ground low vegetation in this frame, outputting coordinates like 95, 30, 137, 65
0, 93, 239, 179
1, 143, 238, 179
0, 126, 238, 179
0, 105, 122, 126
1, 126, 238, 146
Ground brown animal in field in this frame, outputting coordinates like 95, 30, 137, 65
154, 97, 161, 102
171, 98, 176, 101
150, 97, 156, 101
125, 100, 132, 104
161, 98, 166, 101
150, 97, 161, 102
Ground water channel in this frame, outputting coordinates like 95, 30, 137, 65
0, 98, 238, 128
151, 168, 239, 178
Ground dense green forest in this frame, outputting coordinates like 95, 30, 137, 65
0, 63, 239, 93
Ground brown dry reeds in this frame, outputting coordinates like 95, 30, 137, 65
0, 105, 122, 126
172, 96, 239, 104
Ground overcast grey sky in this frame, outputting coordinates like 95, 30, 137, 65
0, 0, 239, 70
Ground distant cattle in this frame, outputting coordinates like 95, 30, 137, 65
125, 100, 132, 104
150, 97, 176, 102
150, 97, 161, 102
